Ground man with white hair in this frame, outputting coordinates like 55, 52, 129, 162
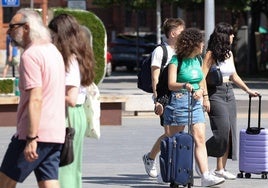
0, 9, 65, 188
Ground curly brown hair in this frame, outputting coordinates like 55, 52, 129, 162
175, 28, 203, 59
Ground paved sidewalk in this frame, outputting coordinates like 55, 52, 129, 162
1, 115, 268, 188
1, 66, 268, 187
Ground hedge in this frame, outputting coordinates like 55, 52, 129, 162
52, 8, 106, 85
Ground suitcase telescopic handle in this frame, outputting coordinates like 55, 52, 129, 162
188, 90, 194, 134
247, 94, 262, 134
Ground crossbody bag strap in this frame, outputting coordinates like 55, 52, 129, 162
66, 106, 71, 128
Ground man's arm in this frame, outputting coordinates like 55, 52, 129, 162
24, 87, 42, 162
28, 87, 42, 137
151, 66, 161, 99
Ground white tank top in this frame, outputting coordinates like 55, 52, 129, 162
217, 52, 236, 80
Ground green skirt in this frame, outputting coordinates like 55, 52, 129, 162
59, 105, 87, 188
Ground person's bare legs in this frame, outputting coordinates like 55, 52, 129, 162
217, 132, 231, 170
0, 171, 17, 188
192, 123, 225, 186
165, 125, 184, 137
2, 65, 10, 78
148, 126, 170, 160
38, 180, 60, 188
216, 149, 228, 171
214, 139, 236, 180
147, 134, 165, 159
143, 127, 170, 178
192, 123, 209, 174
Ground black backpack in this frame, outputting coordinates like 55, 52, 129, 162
156, 55, 202, 106
137, 45, 168, 93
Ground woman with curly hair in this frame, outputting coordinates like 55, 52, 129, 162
202, 22, 259, 180
48, 14, 95, 188
163, 28, 225, 187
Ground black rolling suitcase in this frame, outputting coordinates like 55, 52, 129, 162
159, 91, 194, 188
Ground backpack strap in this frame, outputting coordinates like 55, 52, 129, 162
160, 45, 168, 71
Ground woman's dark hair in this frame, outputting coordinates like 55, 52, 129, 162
207, 22, 234, 62
175, 28, 203, 59
48, 14, 95, 86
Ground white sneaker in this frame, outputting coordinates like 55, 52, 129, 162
157, 173, 165, 184
214, 169, 236, 180
142, 153, 157, 178
201, 173, 225, 187
195, 164, 201, 177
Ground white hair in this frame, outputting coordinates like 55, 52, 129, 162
17, 8, 51, 42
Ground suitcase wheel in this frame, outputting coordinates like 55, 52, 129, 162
237, 172, 243, 178
237, 172, 251, 179
245, 173, 251, 178
261, 173, 267, 179
169, 183, 191, 188
170, 183, 178, 188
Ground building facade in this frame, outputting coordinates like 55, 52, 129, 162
1, 0, 242, 47
0, 0, 244, 65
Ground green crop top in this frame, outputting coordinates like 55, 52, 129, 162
170, 55, 203, 90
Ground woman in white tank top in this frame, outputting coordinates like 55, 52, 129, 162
201, 22, 259, 180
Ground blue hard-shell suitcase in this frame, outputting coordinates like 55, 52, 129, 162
159, 92, 194, 188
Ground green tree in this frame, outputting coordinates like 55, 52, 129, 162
93, 0, 155, 9
93, 0, 268, 74
93, 0, 203, 9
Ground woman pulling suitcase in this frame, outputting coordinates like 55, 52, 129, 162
160, 28, 225, 187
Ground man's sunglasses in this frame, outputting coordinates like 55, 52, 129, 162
9, 23, 26, 30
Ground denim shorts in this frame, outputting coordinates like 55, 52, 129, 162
163, 91, 205, 126
0, 136, 62, 182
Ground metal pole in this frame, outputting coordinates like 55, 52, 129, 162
42, 0, 48, 25
247, 11, 251, 74
204, 0, 215, 50
136, 10, 140, 70
12, 65, 15, 77
31, 0, 34, 8
156, 0, 161, 44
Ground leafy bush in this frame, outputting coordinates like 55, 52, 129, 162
52, 8, 106, 84
0, 79, 14, 94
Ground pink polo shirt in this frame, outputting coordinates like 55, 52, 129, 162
16, 42, 66, 143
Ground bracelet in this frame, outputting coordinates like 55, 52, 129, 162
203, 94, 208, 96
26, 135, 39, 141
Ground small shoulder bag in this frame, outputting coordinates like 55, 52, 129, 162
206, 61, 223, 87
59, 107, 75, 167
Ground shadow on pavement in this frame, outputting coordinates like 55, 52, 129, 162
82, 174, 167, 187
